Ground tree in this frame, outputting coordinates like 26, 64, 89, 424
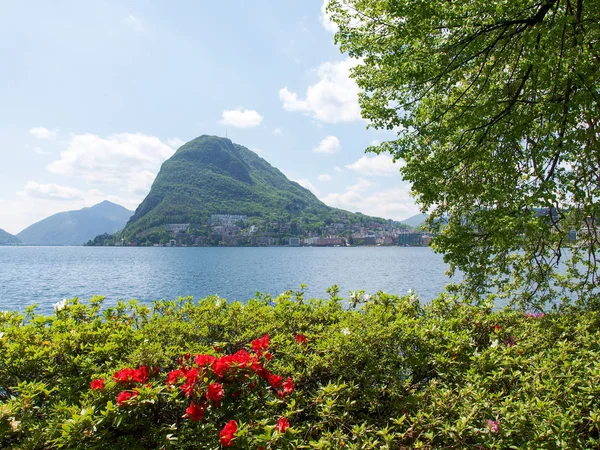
329, 0, 600, 307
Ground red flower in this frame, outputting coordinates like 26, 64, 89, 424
113, 367, 135, 384
181, 368, 199, 397
268, 374, 283, 389
282, 376, 294, 395
492, 325, 501, 332
194, 353, 217, 367
184, 401, 205, 421
133, 365, 149, 383
295, 334, 307, 345
166, 368, 185, 385
251, 334, 269, 354
275, 417, 290, 432
90, 378, 105, 390
220, 420, 238, 447
206, 382, 225, 404
116, 390, 138, 406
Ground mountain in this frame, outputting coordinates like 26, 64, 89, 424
123, 135, 385, 238
17, 201, 133, 246
401, 213, 428, 229
0, 228, 21, 245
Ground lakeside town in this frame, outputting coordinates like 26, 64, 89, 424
100, 214, 433, 247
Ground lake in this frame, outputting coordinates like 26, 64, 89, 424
0, 246, 460, 314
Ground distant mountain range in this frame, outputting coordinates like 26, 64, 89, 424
0, 228, 21, 245
400, 213, 428, 229
16, 201, 133, 246
123, 135, 389, 239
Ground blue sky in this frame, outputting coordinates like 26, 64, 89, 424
0, 0, 418, 234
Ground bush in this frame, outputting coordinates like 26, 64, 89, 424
1, 290, 599, 448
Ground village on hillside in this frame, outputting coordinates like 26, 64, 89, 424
110, 214, 433, 247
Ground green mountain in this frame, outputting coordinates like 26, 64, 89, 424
123, 135, 385, 238
17, 201, 133, 246
0, 228, 21, 245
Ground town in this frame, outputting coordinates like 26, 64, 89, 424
114, 214, 433, 247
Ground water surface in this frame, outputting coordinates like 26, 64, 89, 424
0, 246, 458, 314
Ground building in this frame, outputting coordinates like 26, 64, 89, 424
289, 237, 301, 247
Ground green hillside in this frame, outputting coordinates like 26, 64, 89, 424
0, 228, 21, 245
123, 135, 385, 239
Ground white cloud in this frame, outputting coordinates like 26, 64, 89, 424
166, 137, 185, 149
220, 108, 263, 129
33, 147, 48, 155
127, 15, 144, 32
317, 174, 332, 182
127, 170, 156, 195
29, 127, 57, 140
320, 0, 338, 33
272, 128, 282, 135
345, 154, 401, 176
370, 140, 380, 146
313, 136, 341, 154
47, 132, 175, 197
294, 178, 320, 196
279, 57, 362, 123
322, 179, 419, 220
250, 147, 264, 155
21, 182, 90, 201
334, 166, 344, 173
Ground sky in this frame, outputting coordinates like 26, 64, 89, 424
0, 0, 419, 235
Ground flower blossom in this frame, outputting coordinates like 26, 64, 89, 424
220, 420, 238, 447
268, 374, 283, 389
116, 390, 138, 406
275, 417, 290, 432
206, 382, 225, 405
90, 378, 105, 390
487, 419, 500, 433
185, 401, 205, 421
295, 334, 307, 345
53, 299, 68, 312
251, 333, 270, 354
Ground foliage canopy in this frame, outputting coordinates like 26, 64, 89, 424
329, 0, 600, 306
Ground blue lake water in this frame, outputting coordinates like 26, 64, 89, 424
0, 246, 460, 314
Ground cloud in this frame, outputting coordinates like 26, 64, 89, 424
127, 15, 145, 32
250, 147, 264, 155
21, 182, 91, 201
29, 127, 57, 140
33, 147, 48, 155
166, 137, 185, 149
313, 136, 341, 154
272, 128, 282, 135
47, 132, 175, 196
345, 154, 401, 176
322, 178, 419, 220
127, 170, 157, 195
334, 166, 344, 173
317, 174, 332, 182
320, 0, 338, 33
279, 57, 362, 123
220, 108, 263, 128
293, 178, 320, 196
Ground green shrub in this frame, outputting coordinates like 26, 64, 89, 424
1, 290, 599, 448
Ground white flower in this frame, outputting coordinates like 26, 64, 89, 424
53, 299, 68, 312
490, 339, 499, 349
362, 294, 372, 302
0, 332, 4, 339
341, 328, 351, 335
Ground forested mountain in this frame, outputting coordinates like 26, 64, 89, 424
123, 135, 387, 239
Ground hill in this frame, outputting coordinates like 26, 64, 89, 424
0, 228, 21, 245
400, 213, 428, 229
123, 135, 388, 240
17, 201, 133, 246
